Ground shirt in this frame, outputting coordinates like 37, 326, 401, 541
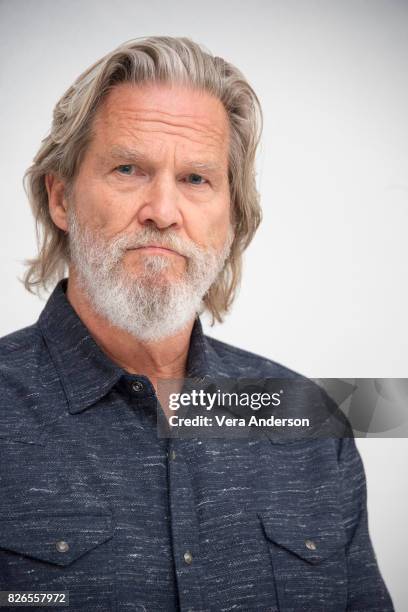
0, 279, 394, 611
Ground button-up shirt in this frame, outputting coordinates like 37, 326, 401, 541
0, 279, 394, 611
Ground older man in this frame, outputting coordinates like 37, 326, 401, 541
0, 37, 393, 611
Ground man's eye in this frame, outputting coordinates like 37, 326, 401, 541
116, 164, 136, 175
186, 173, 207, 186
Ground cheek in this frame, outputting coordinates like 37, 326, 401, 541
205, 200, 232, 249
76, 183, 136, 234
71, 178, 105, 225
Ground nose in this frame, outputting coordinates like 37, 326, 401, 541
137, 172, 183, 230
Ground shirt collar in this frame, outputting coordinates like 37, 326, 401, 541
38, 279, 221, 414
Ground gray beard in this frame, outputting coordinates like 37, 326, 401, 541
67, 209, 233, 342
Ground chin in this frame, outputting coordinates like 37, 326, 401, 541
125, 269, 183, 286
125, 262, 184, 281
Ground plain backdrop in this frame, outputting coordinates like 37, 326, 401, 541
0, 0, 407, 608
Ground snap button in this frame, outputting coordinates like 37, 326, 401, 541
183, 550, 193, 564
305, 539, 317, 551
131, 381, 144, 393
55, 540, 69, 553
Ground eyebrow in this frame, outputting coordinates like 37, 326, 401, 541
99, 145, 224, 175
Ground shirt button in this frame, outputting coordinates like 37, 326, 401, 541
305, 539, 317, 551
131, 381, 144, 393
55, 540, 69, 553
168, 450, 177, 460
183, 550, 193, 564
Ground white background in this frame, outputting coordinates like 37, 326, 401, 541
0, 0, 407, 608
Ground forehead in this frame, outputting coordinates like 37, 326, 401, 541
89, 82, 230, 162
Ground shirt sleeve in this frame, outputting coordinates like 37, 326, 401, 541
337, 435, 395, 611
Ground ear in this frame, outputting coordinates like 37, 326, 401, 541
45, 174, 69, 232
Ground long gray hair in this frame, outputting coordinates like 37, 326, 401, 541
23, 36, 263, 323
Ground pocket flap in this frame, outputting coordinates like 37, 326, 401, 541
0, 513, 113, 567
258, 511, 346, 564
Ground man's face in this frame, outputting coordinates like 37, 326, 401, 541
62, 82, 233, 340
69, 81, 231, 281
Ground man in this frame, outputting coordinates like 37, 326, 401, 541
0, 36, 393, 611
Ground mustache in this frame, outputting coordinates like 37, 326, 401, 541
112, 227, 207, 258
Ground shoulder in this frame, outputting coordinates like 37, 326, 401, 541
205, 334, 352, 440
0, 323, 45, 393
0, 323, 43, 361
204, 334, 302, 379
0, 323, 50, 439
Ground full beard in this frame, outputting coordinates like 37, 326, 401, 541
66, 209, 233, 342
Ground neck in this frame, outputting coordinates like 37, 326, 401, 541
65, 270, 194, 391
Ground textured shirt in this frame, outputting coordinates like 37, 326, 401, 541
0, 279, 394, 611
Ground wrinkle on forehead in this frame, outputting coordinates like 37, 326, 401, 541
92, 83, 230, 151
109, 110, 226, 142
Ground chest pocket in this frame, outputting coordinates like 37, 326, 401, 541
258, 511, 348, 612
0, 512, 115, 612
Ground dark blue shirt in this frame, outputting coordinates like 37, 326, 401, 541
0, 280, 394, 611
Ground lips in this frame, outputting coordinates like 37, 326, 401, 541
130, 245, 182, 256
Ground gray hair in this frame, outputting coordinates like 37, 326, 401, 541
23, 36, 263, 323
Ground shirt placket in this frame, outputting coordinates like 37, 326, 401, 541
167, 438, 208, 612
